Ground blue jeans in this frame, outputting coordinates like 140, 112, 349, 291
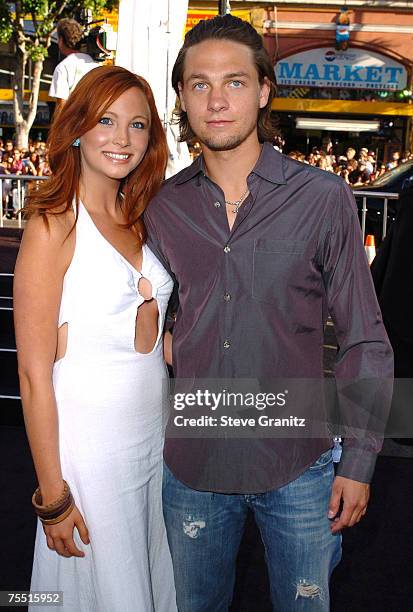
163, 449, 342, 612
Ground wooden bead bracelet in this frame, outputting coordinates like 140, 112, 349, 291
32, 480, 75, 525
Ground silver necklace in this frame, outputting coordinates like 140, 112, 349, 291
225, 187, 249, 214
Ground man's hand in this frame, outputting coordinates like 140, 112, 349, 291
328, 476, 370, 534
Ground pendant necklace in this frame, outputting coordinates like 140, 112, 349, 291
225, 187, 249, 214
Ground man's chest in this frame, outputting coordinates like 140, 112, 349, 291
158, 195, 326, 308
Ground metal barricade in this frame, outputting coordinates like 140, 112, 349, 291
353, 190, 399, 242
0, 174, 48, 229
0, 272, 19, 401
0, 176, 400, 240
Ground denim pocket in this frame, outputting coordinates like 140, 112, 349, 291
309, 448, 333, 470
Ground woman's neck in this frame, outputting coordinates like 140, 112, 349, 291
79, 172, 122, 218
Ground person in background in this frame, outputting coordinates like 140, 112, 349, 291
4, 140, 14, 157
345, 146, 356, 162
316, 156, 328, 170
25, 152, 40, 176
49, 18, 100, 115
371, 182, 413, 447
37, 155, 52, 176
8, 149, 26, 217
305, 152, 316, 165
359, 148, 374, 177
272, 135, 284, 152
1, 151, 14, 218
10, 149, 24, 175
386, 151, 400, 170
377, 162, 387, 177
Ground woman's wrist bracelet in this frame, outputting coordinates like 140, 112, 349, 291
39, 498, 75, 525
32, 479, 75, 524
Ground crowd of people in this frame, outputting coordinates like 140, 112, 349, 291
0, 138, 51, 219
286, 145, 410, 186
0, 138, 51, 177
1, 131, 409, 219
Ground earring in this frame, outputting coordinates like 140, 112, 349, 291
72, 138, 80, 147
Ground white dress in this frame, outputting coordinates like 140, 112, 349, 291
30, 201, 177, 612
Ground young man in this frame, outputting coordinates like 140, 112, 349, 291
49, 19, 99, 113
145, 15, 393, 611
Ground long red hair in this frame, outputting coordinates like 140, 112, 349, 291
25, 65, 168, 244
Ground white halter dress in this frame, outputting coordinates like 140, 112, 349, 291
30, 201, 176, 612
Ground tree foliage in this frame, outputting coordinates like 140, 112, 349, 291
0, 0, 116, 59
0, 0, 117, 146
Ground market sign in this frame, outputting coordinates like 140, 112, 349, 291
276, 48, 407, 91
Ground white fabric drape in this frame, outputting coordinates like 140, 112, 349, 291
116, 0, 191, 176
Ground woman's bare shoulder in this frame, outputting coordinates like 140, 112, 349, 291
17, 207, 76, 276
24, 206, 75, 244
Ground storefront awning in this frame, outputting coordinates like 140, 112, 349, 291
272, 98, 413, 116
295, 117, 380, 132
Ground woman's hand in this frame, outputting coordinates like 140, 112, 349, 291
43, 505, 90, 558
164, 330, 173, 366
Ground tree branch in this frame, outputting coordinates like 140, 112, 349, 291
27, 59, 43, 127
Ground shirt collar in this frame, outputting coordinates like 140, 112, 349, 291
251, 142, 287, 185
175, 141, 286, 186
175, 154, 204, 185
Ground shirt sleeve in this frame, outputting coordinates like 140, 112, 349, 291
145, 203, 179, 332
320, 181, 394, 483
49, 64, 70, 100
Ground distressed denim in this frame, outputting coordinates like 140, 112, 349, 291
163, 449, 342, 612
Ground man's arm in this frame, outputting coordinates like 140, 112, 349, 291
49, 64, 69, 105
319, 180, 393, 530
145, 203, 179, 332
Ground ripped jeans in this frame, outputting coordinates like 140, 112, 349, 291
162, 449, 342, 612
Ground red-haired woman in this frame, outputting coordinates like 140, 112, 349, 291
14, 66, 176, 611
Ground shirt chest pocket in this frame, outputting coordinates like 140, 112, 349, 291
252, 239, 309, 305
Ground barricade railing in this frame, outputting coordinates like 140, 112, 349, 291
353, 190, 399, 241
0, 272, 13, 312
0, 176, 399, 240
0, 174, 48, 229
0, 272, 18, 401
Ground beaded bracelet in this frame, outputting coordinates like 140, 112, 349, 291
32, 480, 75, 525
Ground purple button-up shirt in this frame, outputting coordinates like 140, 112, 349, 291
145, 143, 393, 493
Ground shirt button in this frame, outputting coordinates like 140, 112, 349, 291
214, 201, 221, 208
223, 340, 231, 349
223, 293, 231, 302
223, 245, 231, 253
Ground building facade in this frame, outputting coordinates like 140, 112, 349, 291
189, 1, 413, 160
2, 0, 412, 158
259, 1, 413, 159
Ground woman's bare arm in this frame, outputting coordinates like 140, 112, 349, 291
14, 213, 73, 502
13, 212, 88, 557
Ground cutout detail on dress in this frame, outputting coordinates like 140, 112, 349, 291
135, 277, 159, 354
55, 322, 68, 363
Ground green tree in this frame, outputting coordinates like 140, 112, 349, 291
0, 0, 116, 148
